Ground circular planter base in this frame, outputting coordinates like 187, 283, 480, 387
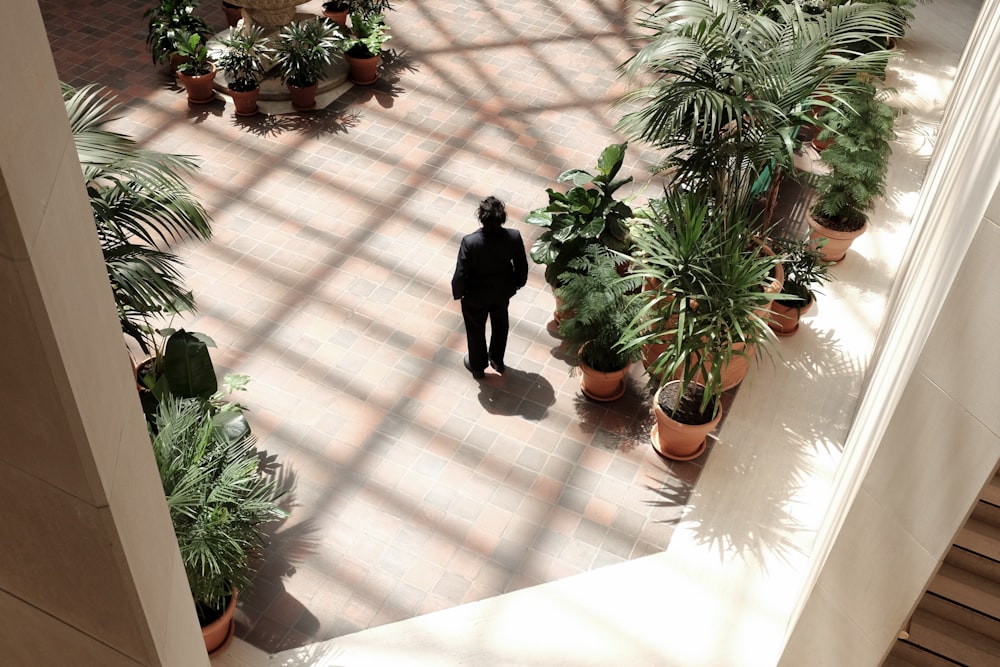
582, 378, 627, 402
651, 424, 707, 461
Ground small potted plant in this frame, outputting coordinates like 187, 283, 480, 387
174, 31, 218, 104
767, 236, 832, 336
321, 0, 352, 30
341, 10, 391, 84
809, 80, 897, 262
273, 17, 343, 110
145, 0, 212, 71
217, 25, 274, 116
150, 386, 287, 655
556, 244, 643, 401
525, 142, 634, 323
619, 190, 783, 460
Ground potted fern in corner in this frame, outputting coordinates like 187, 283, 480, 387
808, 80, 897, 262
218, 24, 273, 116
556, 244, 642, 401
150, 379, 287, 656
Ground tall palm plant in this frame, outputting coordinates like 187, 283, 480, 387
617, 0, 905, 211
64, 83, 211, 353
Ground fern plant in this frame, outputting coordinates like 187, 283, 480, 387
556, 245, 642, 373
151, 393, 286, 621
811, 81, 897, 232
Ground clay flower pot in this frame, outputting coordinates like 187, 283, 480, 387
651, 381, 723, 461
202, 588, 238, 656
768, 295, 814, 336
808, 216, 867, 263
580, 360, 630, 402
288, 82, 319, 111
177, 64, 218, 105
228, 87, 260, 116
346, 52, 381, 85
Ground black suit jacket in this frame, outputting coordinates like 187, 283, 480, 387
451, 227, 529, 305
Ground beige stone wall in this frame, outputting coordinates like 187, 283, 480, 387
0, 2, 206, 664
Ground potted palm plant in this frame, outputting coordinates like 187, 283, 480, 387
150, 387, 286, 655
145, 0, 212, 71
808, 80, 897, 262
525, 143, 634, 323
217, 25, 274, 116
174, 32, 218, 104
273, 17, 343, 110
556, 245, 643, 401
64, 83, 212, 355
341, 10, 391, 84
619, 190, 784, 460
767, 237, 832, 335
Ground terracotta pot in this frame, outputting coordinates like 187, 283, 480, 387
580, 360, 630, 402
346, 52, 381, 85
684, 342, 754, 391
288, 82, 319, 111
768, 294, 814, 336
202, 588, 238, 656
322, 8, 349, 30
177, 64, 217, 105
808, 215, 867, 263
811, 135, 834, 152
651, 382, 723, 461
228, 87, 260, 116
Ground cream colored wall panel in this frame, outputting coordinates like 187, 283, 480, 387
916, 218, 1000, 435
0, 255, 95, 500
865, 373, 1000, 551
106, 411, 191, 649
773, 585, 881, 667
28, 143, 134, 500
0, 461, 154, 663
162, 557, 211, 667
0, 1, 76, 255
810, 488, 940, 650
0, 588, 144, 667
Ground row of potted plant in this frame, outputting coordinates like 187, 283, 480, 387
147, 0, 394, 113
528, 0, 907, 460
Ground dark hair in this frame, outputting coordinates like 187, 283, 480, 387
477, 196, 507, 230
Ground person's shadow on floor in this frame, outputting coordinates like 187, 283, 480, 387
476, 367, 555, 420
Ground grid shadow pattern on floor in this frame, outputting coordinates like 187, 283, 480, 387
38, 0, 707, 652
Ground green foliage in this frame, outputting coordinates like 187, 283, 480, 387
64, 83, 211, 354
811, 81, 897, 231
273, 18, 343, 88
619, 190, 783, 414
771, 236, 832, 304
145, 0, 211, 66
217, 25, 274, 92
174, 31, 213, 76
151, 394, 286, 619
556, 245, 643, 373
343, 11, 391, 58
617, 0, 904, 208
140, 328, 219, 401
525, 143, 634, 286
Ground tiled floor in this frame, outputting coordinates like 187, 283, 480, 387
39, 0, 710, 653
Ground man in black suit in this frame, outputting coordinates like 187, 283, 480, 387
451, 196, 529, 379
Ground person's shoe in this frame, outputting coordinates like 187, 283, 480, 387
463, 355, 485, 379
489, 358, 506, 374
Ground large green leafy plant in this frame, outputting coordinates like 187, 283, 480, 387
617, 0, 904, 209
151, 392, 286, 621
556, 245, 643, 373
810, 81, 897, 231
65, 84, 211, 354
273, 18, 343, 88
525, 143, 634, 287
343, 11, 391, 58
619, 190, 783, 415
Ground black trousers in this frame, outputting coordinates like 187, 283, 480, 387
461, 298, 509, 372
